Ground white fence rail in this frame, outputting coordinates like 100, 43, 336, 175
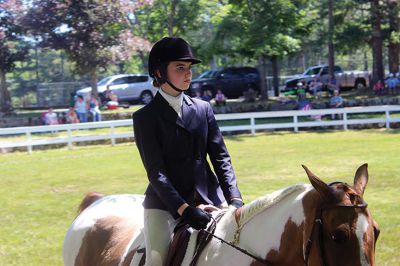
1, 105, 399, 154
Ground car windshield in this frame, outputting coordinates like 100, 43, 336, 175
303, 67, 322, 76
197, 70, 218, 79
98, 76, 112, 86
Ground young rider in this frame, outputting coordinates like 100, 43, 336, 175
133, 37, 244, 266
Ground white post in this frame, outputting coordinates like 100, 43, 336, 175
250, 117, 255, 135
294, 115, 298, 132
111, 126, 116, 146
67, 129, 72, 150
385, 110, 390, 129
343, 112, 348, 130
26, 132, 32, 154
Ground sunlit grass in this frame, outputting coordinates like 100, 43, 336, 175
0, 129, 399, 265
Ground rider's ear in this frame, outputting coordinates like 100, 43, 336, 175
302, 165, 336, 203
353, 163, 368, 196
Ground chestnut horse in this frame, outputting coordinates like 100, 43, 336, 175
63, 164, 379, 266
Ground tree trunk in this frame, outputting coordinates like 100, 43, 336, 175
0, 69, 13, 113
271, 55, 280, 97
168, 0, 178, 36
371, 0, 385, 84
258, 55, 267, 99
90, 68, 99, 99
328, 0, 335, 77
387, 0, 399, 73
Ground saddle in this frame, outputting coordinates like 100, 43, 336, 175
166, 210, 227, 266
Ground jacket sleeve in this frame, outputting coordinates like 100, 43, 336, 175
205, 103, 242, 202
133, 111, 186, 216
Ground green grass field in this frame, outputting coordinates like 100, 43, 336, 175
0, 129, 399, 265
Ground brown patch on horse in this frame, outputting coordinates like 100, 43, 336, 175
75, 215, 138, 266
77, 192, 104, 215
255, 219, 304, 266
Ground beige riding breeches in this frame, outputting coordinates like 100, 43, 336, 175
143, 209, 180, 266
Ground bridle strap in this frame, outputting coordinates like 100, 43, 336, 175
304, 201, 368, 266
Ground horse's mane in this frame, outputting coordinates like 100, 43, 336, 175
238, 184, 310, 227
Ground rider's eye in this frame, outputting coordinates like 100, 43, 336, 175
331, 227, 350, 244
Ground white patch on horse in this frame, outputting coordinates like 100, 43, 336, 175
196, 184, 312, 265
63, 194, 144, 266
356, 213, 369, 266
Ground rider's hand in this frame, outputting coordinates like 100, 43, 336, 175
229, 198, 244, 209
182, 206, 211, 230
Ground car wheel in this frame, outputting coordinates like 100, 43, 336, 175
355, 81, 366, 90
140, 91, 153, 104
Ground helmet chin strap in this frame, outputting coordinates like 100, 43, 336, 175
166, 80, 184, 93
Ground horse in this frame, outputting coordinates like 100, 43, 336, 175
63, 164, 379, 266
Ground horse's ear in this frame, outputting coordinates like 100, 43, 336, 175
302, 165, 335, 203
353, 163, 368, 196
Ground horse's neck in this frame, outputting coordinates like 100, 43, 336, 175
195, 184, 314, 265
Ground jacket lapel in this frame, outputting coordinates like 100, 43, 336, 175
181, 94, 195, 129
152, 92, 190, 130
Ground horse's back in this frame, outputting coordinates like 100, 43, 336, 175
63, 194, 145, 266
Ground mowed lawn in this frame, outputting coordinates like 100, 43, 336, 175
0, 129, 399, 265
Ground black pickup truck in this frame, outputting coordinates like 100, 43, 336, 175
189, 67, 261, 99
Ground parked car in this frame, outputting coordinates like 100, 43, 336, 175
189, 67, 261, 99
76, 74, 157, 104
283, 65, 370, 94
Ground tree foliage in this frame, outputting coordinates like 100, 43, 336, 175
0, 0, 29, 112
23, 0, 153, 97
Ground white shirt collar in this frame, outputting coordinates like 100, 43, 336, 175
158, 88, 184, 117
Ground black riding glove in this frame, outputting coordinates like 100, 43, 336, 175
229, 199, 244, 209
182, 206, 212, 230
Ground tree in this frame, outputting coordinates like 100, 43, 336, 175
387, 0, 399, 73
23, 0, 152, 98
370, 0, 385, 83
0, 0, 29, 113
211, 0, 306, 97
328, 0, 335, 78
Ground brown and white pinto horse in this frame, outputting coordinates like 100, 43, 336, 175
63, 164, 379, 266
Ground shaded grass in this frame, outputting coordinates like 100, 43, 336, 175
0, 129, 399, 265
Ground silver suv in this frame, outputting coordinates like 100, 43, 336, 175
76, 74, 157, 104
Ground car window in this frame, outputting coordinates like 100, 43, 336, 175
321, 66, 342, 75
198, 70, 218, 79
221, 69, 241, 78
111, 77, 129, 85
304, 67, 321, 76
98, 76, 112, 86
239, 68, 259, 78
126, 76, 148, 83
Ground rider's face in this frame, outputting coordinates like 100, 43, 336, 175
166, 61, 193, 91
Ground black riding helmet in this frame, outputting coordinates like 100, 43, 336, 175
148, 37, 201, 92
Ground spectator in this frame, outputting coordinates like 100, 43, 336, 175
373, 80, 384, 96
87, 94, 102, 122
103, 85, 119, 109
214, 89, 226, 106
329, 90, 343, 119
194, 90, 202, 100
201, 90, 212, 102
326, 75, 339, 94
309, 78, 323, 99
296, 81, 307, 96
385, 73, 399, 95
296, 92, 311, 111
44, 107, 59, 125
66, 107, 80, 123
74, 95, 87, 123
